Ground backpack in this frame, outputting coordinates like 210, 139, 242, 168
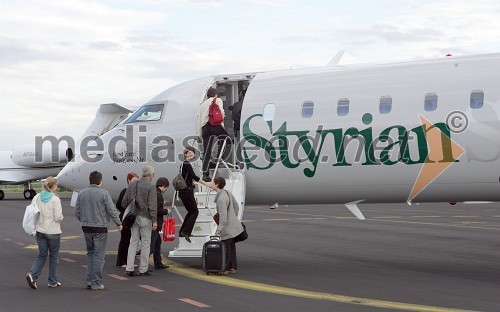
23, 194, 40, 236
208, 96, 224, 126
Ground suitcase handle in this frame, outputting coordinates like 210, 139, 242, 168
209, 235, 221, 241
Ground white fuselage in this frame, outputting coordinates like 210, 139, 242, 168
57, 54, 500, 205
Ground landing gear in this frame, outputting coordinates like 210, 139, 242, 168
0, 190, 4, 200
24, 189, 36, 200
23, 182, 36, 200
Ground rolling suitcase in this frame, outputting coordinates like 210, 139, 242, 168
202, 236, 226, 275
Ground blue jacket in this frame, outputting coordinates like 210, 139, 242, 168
75, 185, 121, 228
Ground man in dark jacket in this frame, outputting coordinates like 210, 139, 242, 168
150, 177, 170, 269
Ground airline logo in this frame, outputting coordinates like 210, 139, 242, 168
242, 112, 465, 202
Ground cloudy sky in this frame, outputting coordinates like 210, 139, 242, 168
1, 0, 500, 150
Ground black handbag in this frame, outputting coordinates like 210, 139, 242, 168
121, 183, 139, 229
234, 223, 248, 243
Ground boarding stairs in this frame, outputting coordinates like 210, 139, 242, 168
168, 138, 246, 257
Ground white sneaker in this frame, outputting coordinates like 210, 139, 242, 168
48, 282, 61, 288
26, 273, 37, 289
91, 284, 104, 290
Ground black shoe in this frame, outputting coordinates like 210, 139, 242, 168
139, 272, 151, 276
155, 264, 169, 269
179, 232, 192, 243
202, 175, 211, 182
125, 271, 138, 277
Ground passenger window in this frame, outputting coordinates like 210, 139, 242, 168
424, 93, 438, 112
125, 103, 165, 123
470, 90, 484, 109
379, 96, 392, 114
302, 101, 314, 118
263, 103, 275, 121
337, 99, 349, 116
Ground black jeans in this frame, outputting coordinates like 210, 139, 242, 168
116, 227, 131, 266
150, 228, 162, 266
178, 187, 199, 236
222, 237, 237, 270
201, 124, 229, 177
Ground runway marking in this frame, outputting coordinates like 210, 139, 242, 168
372, 216, 401, 219
263, 218, 291, 221
60, 257, 76, 263
61, 235, 81, 240
108, 274, 128, 281
178, 298, 210, 308
371, 219, 500, 231
139, 285, 164, 292
15, 242, 25, 246
3, 238, 12, 241
25, 244, 38, 249
410, 216, 441, 218
452, 216, 480, 218
164, 259, 471, 312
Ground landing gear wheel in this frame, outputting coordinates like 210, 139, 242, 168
30, 189, 37, 198
24, 189, 34, 200
0, 190, 4, 200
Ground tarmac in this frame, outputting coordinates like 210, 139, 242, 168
1, 194, 499, 311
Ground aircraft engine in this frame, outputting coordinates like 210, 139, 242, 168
11, 144, 69, 167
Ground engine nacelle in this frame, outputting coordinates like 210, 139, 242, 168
11, 144, 69, 167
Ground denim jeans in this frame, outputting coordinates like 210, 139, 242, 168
30, 232, 61, 285
127, 215, 152, 273
84, 232, 108, 288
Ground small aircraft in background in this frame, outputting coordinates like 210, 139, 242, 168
0, 103, 131, 200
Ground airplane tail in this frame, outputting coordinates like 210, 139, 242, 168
79, 103, 131, 141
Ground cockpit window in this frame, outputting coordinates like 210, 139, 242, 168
125, 104, 165, 123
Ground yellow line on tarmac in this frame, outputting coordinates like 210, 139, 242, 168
163, 259, 472, 312
61, 235, 81, 240
372, 219, 500, 231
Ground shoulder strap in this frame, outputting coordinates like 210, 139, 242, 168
224, 190, 232, 213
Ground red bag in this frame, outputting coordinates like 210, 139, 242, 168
162, 215, 176, 242
208, 96, 224, 125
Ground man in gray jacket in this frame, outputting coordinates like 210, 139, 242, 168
75, 171, 122, 290
121, 165, 158, 276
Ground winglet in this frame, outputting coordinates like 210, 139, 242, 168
327, 50, 345, 66
345, 200, 366, 220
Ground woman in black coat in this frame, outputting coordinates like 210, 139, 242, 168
115, 172, 139, 267
178, 147, 212, 242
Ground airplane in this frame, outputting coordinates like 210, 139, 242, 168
56, 52, 500, 256
0, 103, 131, 200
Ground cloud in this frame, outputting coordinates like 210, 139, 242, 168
89, 41, 122, 50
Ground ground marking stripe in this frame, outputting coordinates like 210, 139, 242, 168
15, 242, 25, 246
138, 284, 164, 292
178, 298, 210, 308
60, 257, 76, 263
371, 219, 500, 231
108, 273, 128, 281
164, 259, 472, 312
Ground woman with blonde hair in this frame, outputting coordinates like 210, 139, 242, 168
26, 176, 64, 289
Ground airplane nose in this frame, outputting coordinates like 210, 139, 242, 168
57, 157, 86, 191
